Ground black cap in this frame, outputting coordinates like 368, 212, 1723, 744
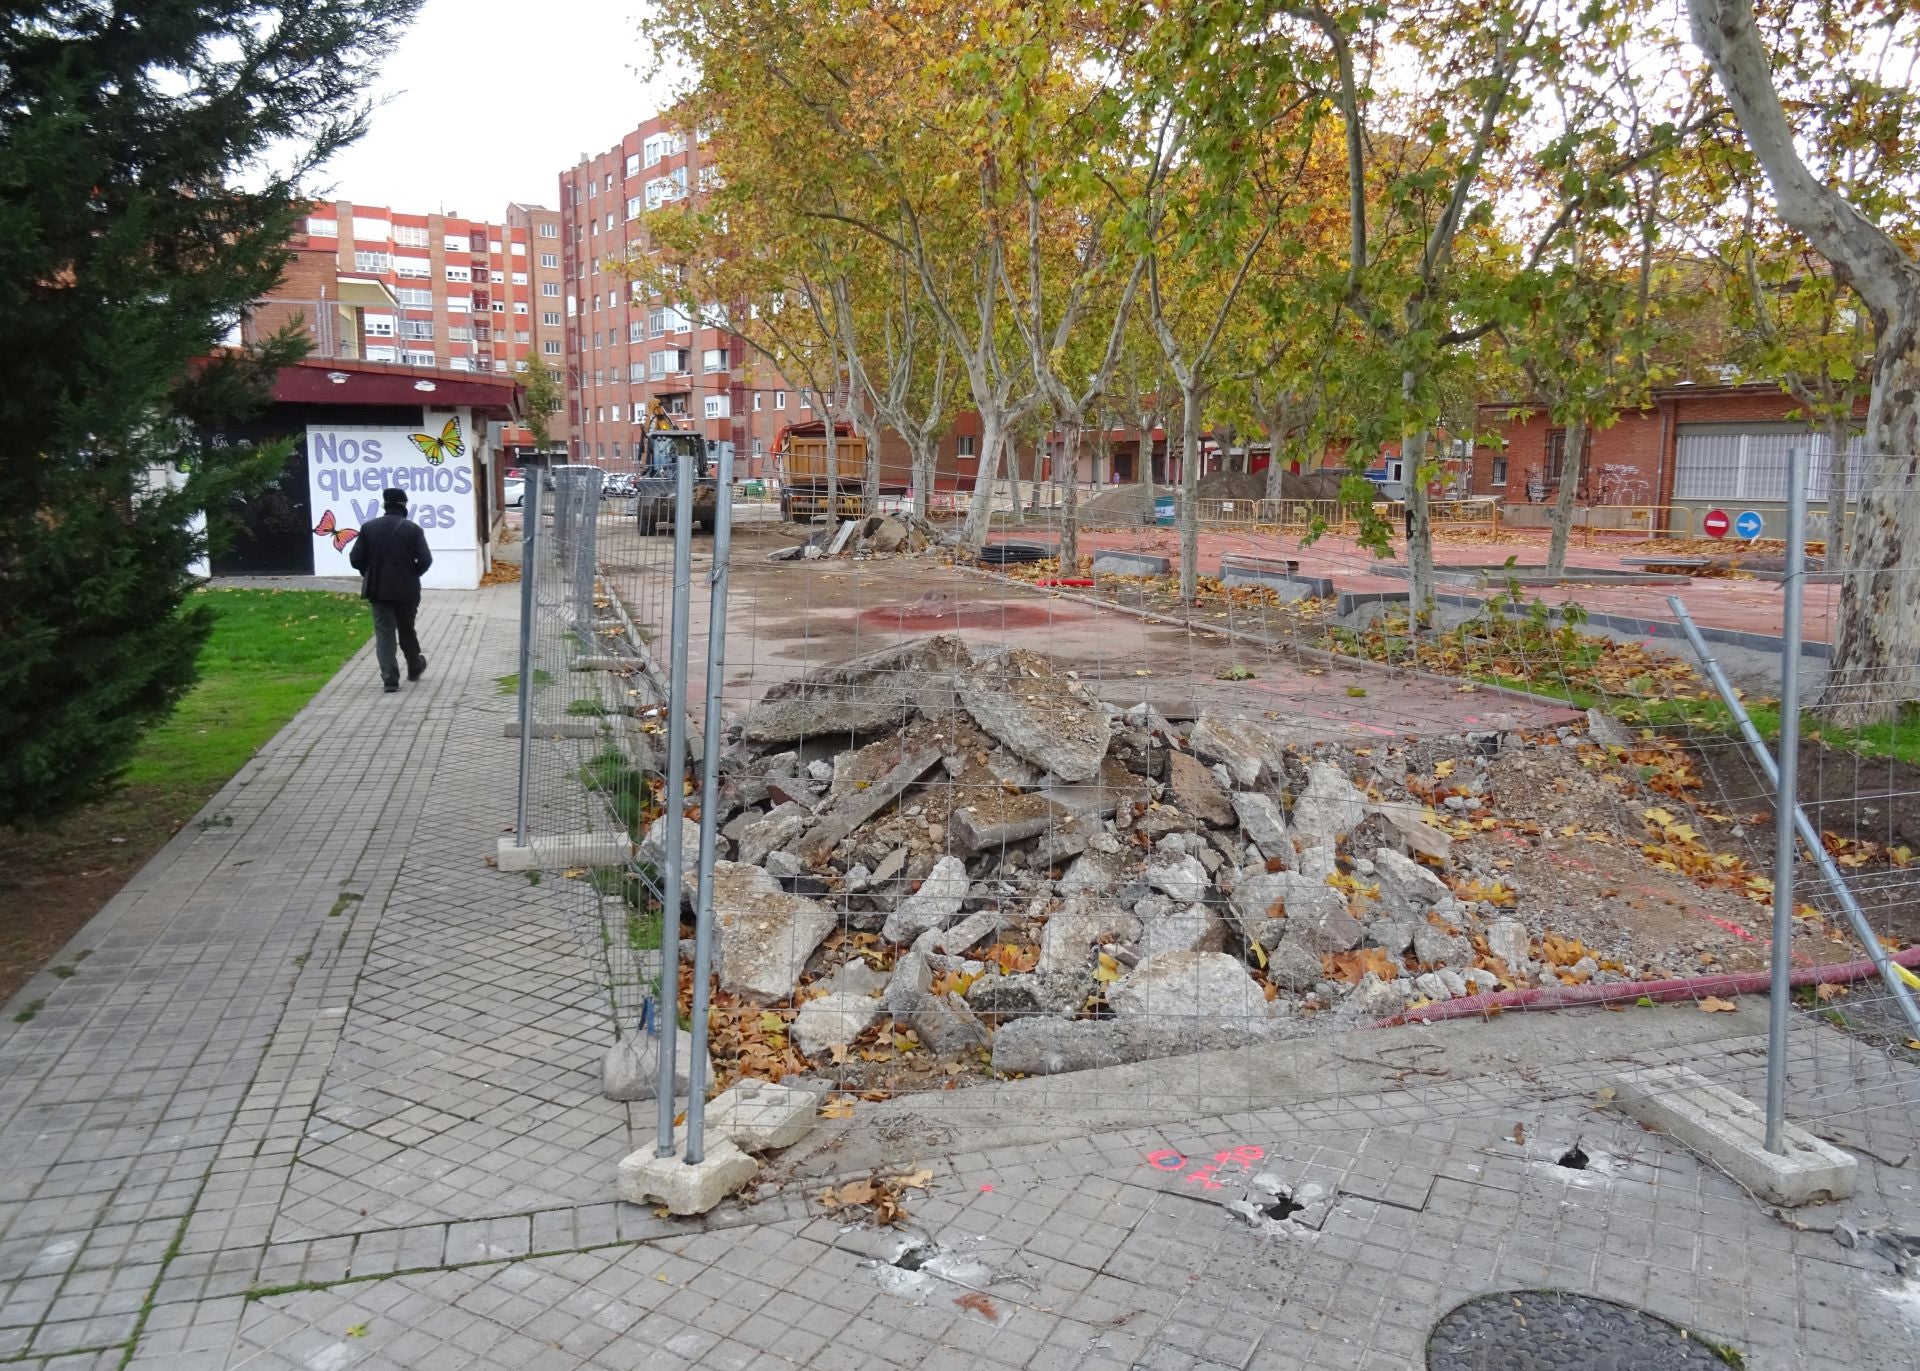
382, 487, 408, 510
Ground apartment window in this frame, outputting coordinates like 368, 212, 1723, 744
353, 250, 391, 273
648, 348, 679, 379
612, 443, 622, 461
393, 225, 428, 247
352, 215, 391, 239
364, 344, 397, 362
446, 297, 468, 312
626, 195, 643, 220
402, 349, 435, 367
543, 339, 562, 355
628, 321, 644, 343
800, 394, 812, 409
448, 326, 472, 342
647, 307, 666, 336
510, 241, 526, 255
956, 435, 977, 457
494, 360, 508, 373
491, 300, 504, 314
363, 315, 396, 337
539, 222, 558, 237
625, 152, 640, 178
512, 272, 528, 286
605, 173, 614, 191
752, 393, 762, 411
629, 362, 645, 382
490, 240, 503, 254
443, 235, 466, 251
308, 215, 338, 236
543, 311, 562, 326
1491, 454, 1509, 486
395, 287, 432, 307
394, 256, 429, 278
514, 301, 528, 314
702, 348, 728, 374
515, 329, 530, 343
643, 132, 670, 167
542, 282, 560, 298
565, 296, 576, 318
704, 394, 731, 419
699, 165, 722, 192
445, 265, 471, 283
472, 267, 491, 283
774, 391, 786, 410
540, 252, 559, 268
605, 212, 614, 232
398, 320, 433, 340
611, 405, 622, 422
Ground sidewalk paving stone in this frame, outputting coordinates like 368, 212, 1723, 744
0, 584, 1913, 1368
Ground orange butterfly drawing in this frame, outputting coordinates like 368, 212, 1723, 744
312, 509, 358, 552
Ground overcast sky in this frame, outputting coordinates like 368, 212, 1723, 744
310, 0, 684, 216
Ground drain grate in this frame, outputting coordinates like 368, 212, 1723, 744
1428, 1292, 1737, 1369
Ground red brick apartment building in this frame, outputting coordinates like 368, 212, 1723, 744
1472, 381, 1868, 539
291, 200, 568, 458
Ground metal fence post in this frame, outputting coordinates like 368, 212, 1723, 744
1764, 449, 1806, 1153
513, 477, 542, 847
654, 446, 697, 1154
572, 472, 602, 639
684, 447, 732, 1164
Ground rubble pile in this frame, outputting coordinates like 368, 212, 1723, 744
764, 512, 947, 563
695, 633, 1646, 1077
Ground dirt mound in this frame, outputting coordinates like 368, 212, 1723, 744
1195, 468, 1267, 501
1277, 467, 1348, 501
1079, 483, 1155, 523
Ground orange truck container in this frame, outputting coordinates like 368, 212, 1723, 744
775, 422, 911, 521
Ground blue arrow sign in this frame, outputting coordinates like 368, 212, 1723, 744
1734, 510, 1764, 540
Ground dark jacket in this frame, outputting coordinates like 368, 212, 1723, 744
349, 513, 433, 604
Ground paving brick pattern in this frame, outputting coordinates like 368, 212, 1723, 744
1, 585, 1915, 1369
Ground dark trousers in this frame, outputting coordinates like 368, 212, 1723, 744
369, 601, 423, 686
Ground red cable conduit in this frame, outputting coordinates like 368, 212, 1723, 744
1375, 945, 1920, 1028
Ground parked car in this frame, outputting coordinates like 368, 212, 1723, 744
602, 472, 638, 500
503, 476, 525, 508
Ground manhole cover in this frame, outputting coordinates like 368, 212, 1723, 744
1428, 1292, 1737, 1369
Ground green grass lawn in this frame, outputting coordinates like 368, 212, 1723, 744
123, 588, 372, 793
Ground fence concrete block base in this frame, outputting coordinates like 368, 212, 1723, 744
616, 1137, 758, 1214
1612, 1064, 1855, 1206
495, 834, 631, 873
573, 655, 642, 671
602, 1029, 705, 1101
502, 720, 605, 740
1093, 550, 1171, 578
697, 1079, 823, 1153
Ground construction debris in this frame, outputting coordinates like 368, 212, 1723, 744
691, 633, 1722, 1081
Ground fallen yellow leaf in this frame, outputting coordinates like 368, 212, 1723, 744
1699, 996, 1738, 1013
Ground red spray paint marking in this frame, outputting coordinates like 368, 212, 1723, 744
1144, 1144, 1265, 1191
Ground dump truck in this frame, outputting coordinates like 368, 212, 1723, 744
774, 421, 910, 522
634, 403, 719, 535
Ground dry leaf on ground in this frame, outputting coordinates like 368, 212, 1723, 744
1699, 996, 1738, 1013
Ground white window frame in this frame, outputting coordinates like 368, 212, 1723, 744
445, 264, 472, 283
308, 215, 338, 237
704, 393, 731, 419
539, 252, 559, 268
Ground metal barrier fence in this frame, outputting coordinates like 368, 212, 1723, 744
505, 437, 1920, 1223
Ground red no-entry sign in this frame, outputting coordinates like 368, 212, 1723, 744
1702, 509, 1730, 539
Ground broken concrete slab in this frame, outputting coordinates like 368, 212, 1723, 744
1290, 762, 1369, 845
884, 951, 990, 1054
711, 861, 838, 1003
1139, 903, 1228, 958
616, 1137, 759, 1215
792, 991, 883, 1059
955, 647, 1110, 782
1586, 706, 1633, 748
881, 854, 970, 944
1485, 917, 1533, 972
1265, 939, 1324, 992
1612, 1064, 1855, 1206
638, 812, 703, 878
1227, 869, 1359, 952
1187, 711, 1287, 788
1106, 951, 1268, 1022
949, 792, 1068, 854
1371, 847, 1450, 913
1165, 750, 1235, 828
736, 802, 814, 866
1092, 549, 1172, 577
742, 635, 974, 743
1038, 897, 1141, 976
1371, 802, 1454, 864
1412, 922, 1473, 968
1143, 853, 1211, 904
1231, 791, 1288, 855
787, 742, 945, 867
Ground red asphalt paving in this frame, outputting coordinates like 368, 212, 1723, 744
995, 524, 1824, 643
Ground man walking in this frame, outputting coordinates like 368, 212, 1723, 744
349, 487, 433, 693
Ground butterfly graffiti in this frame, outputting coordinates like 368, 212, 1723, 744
312, 509, 357, 552
407, 417, 465, 466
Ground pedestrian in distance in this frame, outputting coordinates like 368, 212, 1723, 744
349, 487, 433, 694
